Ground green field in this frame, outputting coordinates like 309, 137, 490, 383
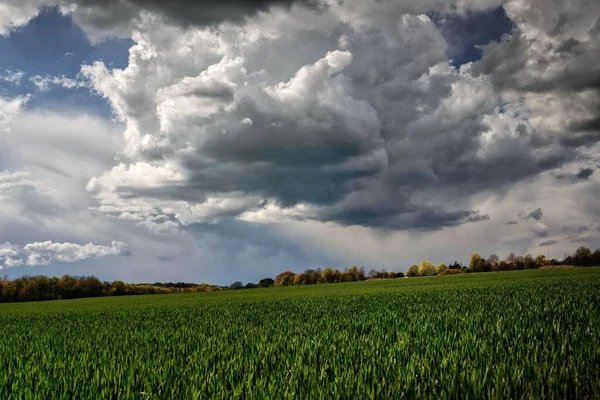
1, 268, 599, 399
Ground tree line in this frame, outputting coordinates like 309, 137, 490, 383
267, 266, 403, 287
0, 275, 221, 303
1, 246, 598, 303
228, 267, 402, 289
406, 246, 600, 277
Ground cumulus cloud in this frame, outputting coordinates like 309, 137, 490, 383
1, 0, 321, 41
0, 242, 24, 268
0, 95, 28, 133
22, 240, 129, 266
1, 0, 599, 280
0, 0, 51, 36
0, 240, 129, 269
473, 0, 600, 148
58, 0, 595, 235
67, 10, 481, 230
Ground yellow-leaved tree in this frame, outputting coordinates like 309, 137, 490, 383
418, 260, 436, 276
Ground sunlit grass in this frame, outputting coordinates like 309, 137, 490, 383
1, 268, 599, 398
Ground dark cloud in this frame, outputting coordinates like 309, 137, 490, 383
554, 167, 596, 182
563, 224, 589, 234
575, 168, 594, 180
539, 239, 557, 247
527, 208, 543, 221
505, 220, 518, 225
560, 132, 600, 148
570, 118, 600, 133
68, 0, 318, 31
82, 0, 600, 234
475, 25, 600, 93
472, 0, 600, 152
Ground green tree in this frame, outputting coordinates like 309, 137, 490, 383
573, 246, 593, 266
257, 278, 274, 288
407, 265, 419, 277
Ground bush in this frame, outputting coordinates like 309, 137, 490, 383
439, 268, 462, 276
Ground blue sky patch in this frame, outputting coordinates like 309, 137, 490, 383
431, 7, 513, 67
0, 7, 132, 117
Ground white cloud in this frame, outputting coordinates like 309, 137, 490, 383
0, 70, 26, 85
23, 240, 129, 266
0, 95, 28, 133
30, 74, 88, 92
0, 242, 23, 269
0, 240, 128, 269
0, 0, 49, 36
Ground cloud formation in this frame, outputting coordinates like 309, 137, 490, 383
0, 0, 599, 281
65, 10, 453, 229
70, 0, 596, 235
0, 240, 129, 269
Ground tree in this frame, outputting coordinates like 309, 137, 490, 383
513, 255, 525, 270
294, 273, 307, 285
497, 260, 511, 271
534, 255, 549, 268
344, 266, 365, 281
505, 253, 517, 270
257, 278, 274, 288
573, 246, 593, 266
321, 267, 341, 283
469, 253, 482, 272
436, 263, 448, 275
274, 271, 296, 286
418, 261, 436, 276
449, 261, 462, 270
230, 281, 243, 290
592, 249, 600, 266
407, 265, 419, 277
488, 254, 500, 271
110, 280, 127, 296
244, 282, 258, 289
470, 253, 491, 272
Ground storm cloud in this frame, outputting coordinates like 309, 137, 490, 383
72, 0, 598, 233
0, 0, 599, 281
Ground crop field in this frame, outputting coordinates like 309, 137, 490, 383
1, 268, 599, 399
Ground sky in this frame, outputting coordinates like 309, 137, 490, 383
0, 0, 599, 285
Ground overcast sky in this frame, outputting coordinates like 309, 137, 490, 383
0, 0, 598, 284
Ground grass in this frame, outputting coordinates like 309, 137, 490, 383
1, 268, 599, 399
